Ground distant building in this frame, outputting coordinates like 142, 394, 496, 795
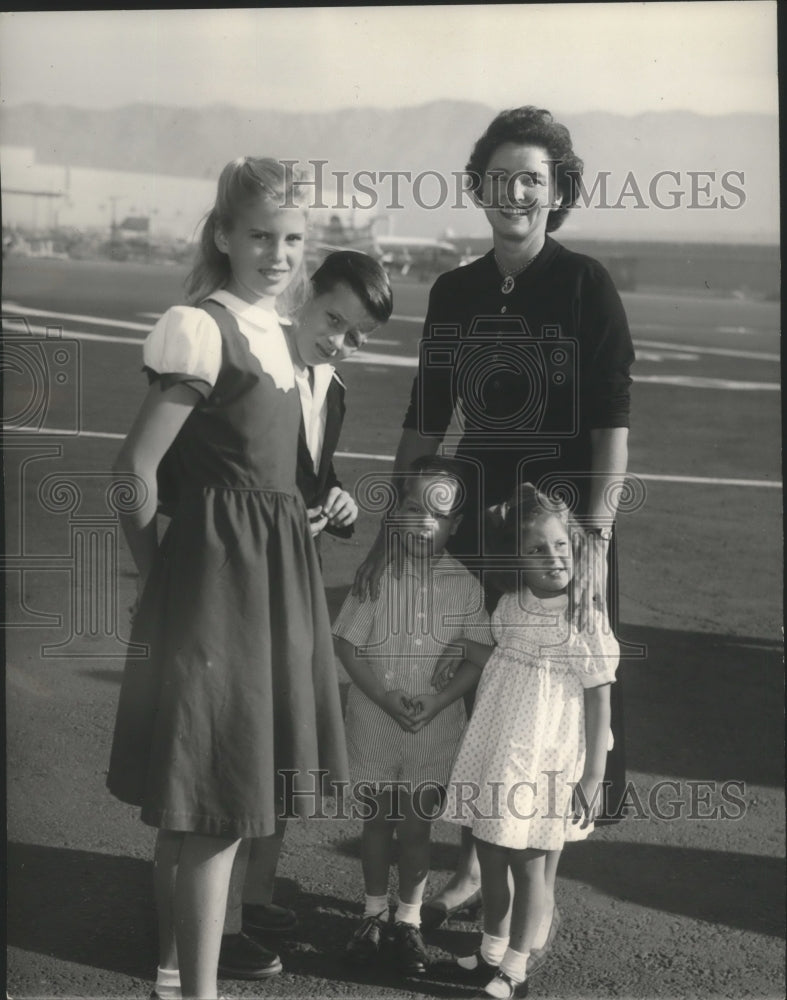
0, 146, 375, 240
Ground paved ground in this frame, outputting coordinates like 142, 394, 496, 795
3, 257, 784, 999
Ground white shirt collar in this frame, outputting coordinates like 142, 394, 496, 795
295, 362, 334, 470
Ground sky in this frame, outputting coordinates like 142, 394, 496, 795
0, 3, 778, 116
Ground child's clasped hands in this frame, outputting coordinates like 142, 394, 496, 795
380, 688, 444, 733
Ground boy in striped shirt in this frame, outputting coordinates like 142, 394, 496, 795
333, 456, 493, 975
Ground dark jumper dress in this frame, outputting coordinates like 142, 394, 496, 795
107, 296, 348, 837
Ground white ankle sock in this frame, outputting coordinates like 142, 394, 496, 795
500, 946, 529, 982
484, 949, 529, 998
395, 899, 422, 926
363, 893, 388, 919
480, 932, 509, 966
155, 967, 181, 1000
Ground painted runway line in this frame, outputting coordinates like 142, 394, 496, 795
634, 338, 780, 362
5, 303, 779, 363
2, 426, 781, 489
348, 356, 780, 389
3, 301, 151, 331
635, 351, 700, 362
2, 321, 147, 347
634, 375, 778, 390
391, 313, 778, 339
2, 319, 779, 390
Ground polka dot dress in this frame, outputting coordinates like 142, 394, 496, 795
444, 589, 619, 850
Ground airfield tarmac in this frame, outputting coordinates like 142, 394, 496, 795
3, 256, 784, 999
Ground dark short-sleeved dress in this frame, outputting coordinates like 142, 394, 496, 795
402, 240, 635, 821
107, 290, 349, 838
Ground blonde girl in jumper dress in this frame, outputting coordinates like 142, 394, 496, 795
443, 485, 619, 998
107, 158, 348, 999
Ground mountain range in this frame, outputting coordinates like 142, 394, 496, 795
0, 101, 778, 242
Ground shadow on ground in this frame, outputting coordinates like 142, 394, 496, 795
557, 839, 785, 937
6, 841, 472, 995
7, 842, 155, 980
332, 823, 784, 939
614, 623, 783, 787
7, 836, 783, 993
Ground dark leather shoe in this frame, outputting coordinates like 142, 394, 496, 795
242, 901, 298, 934
218, 931, 282, 979
433, 950, 499, 986
420, 886, 482, 930
473, 970, 528, 998
393, 921, 428, 975
345, 914, 387, 964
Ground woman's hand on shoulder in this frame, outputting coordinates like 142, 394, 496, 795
431, 652, 462, 692
352, 525, 397, 601
570, 533, 608, 632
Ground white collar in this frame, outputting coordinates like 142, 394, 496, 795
294, 361, 335, 386
208, 289, 290, 328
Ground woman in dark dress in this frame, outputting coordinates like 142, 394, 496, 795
354, 106, 634, 974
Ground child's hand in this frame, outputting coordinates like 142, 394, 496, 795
431, 653, 462, 692
322, 487, 358, 528
407, 694, 444, 733
380, 689, 419, 731
129, 574, 148, 623
307, 506, 329, 537
571, 773, 605, 828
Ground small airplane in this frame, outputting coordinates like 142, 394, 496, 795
309, 214, 462, 280
374, 234, 461, 279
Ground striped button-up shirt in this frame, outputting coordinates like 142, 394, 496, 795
333, 553, 493, 788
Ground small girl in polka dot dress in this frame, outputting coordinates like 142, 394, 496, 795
442, 483, 620, 999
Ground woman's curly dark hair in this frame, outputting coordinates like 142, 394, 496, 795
466, 106, 584, 232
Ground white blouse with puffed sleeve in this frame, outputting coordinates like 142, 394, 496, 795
142, 306, 223, 394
